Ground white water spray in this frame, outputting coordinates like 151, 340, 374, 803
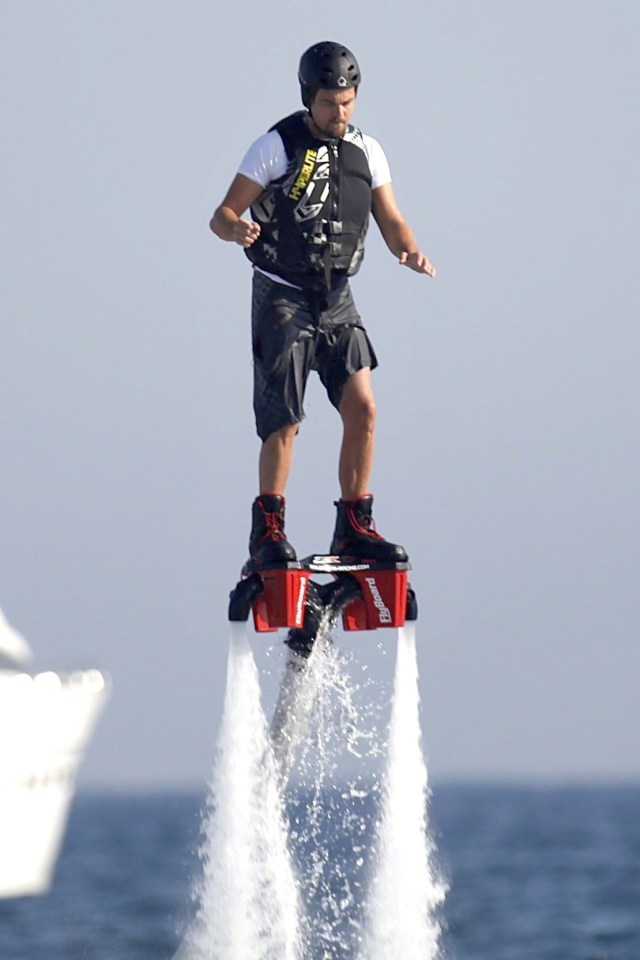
175, 623, 301, 960
270, 616, 367, 787
270, 642, 323, 789
274, 626, 380, 960
362, 622, 446, 960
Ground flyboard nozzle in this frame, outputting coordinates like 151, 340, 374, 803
228, 573, 264, 621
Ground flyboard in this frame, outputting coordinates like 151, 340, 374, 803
229, 554, 417, 784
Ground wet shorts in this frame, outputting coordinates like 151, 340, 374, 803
251, 270, 378, 442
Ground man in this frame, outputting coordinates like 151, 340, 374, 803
211, 41, 435, 566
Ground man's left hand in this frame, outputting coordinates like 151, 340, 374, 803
399, 251, 436, 277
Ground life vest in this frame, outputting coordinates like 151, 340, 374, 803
245, 111, 372, 291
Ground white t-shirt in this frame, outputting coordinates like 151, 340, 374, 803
238, 124, 392, 191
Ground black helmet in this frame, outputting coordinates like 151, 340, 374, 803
298, 41, 361, 108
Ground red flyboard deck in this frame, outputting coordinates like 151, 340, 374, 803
340, 567, 408, 630
251, 567, 310, 632
244, 556, 410, 632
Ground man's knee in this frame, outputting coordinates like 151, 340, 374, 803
263, 422, 300, 446
355, 395, 377, 432
340, 386, 377, 433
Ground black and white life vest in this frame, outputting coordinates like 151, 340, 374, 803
246, 111, 372, 291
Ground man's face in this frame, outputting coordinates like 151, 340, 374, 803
309, 88, 357, 138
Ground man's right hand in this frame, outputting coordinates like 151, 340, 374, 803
232, 218, 261, 248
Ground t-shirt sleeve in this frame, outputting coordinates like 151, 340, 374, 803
362, 134, 392, 190
237, 130, 288, 189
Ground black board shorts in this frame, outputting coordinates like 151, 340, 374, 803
251, 270, 378, 442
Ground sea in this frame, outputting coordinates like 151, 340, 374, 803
1, 782, 638, 960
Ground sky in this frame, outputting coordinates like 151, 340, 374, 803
1, 0, 638, 788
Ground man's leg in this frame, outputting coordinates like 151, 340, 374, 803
259, 423, 299, 495
249, 272, 313, 564
331, 367, 407, 561
248, 423, 300, 564
338, 367, 376, 499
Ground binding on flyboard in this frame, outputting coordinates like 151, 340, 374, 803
229, 553, 417, 654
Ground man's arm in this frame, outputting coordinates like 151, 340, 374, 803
371, 182, 436, 277
210, 174, 265, 248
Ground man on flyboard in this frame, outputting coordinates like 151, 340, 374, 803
211, 41, 435, 568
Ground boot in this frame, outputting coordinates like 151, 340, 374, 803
249, 495, 297, 565
329, 494, 408, 562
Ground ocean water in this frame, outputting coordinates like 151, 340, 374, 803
1, 783, 638, 960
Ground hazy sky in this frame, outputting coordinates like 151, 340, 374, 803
2, 1, 638, 787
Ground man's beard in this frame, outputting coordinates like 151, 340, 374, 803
316, 118, 347, 138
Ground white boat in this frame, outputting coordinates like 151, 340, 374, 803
0, 606, 110, 898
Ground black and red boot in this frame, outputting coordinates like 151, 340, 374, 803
329, 494, 408, 562
249, 495, 297, 566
